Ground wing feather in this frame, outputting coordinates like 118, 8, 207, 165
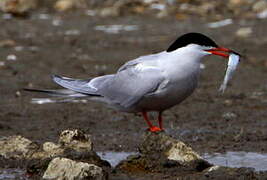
99, 65, 164, 108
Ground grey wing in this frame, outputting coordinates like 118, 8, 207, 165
52, 74, 114, 96
99, 66, 165, 108
51, 53, 164, 108
118, 53, 160, 72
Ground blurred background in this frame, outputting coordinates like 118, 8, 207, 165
0, 0, 266, 156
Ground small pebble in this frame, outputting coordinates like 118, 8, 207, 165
29, 46, 39, 52
222, 112, 237, 120
85, 10, 96, 16
223, 99, 233, 106
15, 91, 21, 97
52, 18, 63, 26
236, 27, 252, 38
64, 29, 81, 36
14, 46, 24, 51
6, 54, 17, 61
200, 63, 206, 69
38, 13, 50, 20
0, 39, 16, 47
0, 61, 5, 66
207, 19, 233, 28
257, 9, 267, 19
252, 0, 267, 13
150, 4, 166, 11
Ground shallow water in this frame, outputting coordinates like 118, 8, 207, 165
97, 151, 267, 171
1, 151, 266, 178
0, 168, 26, 180
97, 151, 137, 167
203, 151, 267, 171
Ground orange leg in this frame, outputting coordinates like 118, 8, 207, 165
142, 111, 162, 132
158, 111, 163, 130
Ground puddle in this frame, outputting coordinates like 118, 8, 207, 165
0, 168, 26, 180
203, 151, 267, 171
97, 151, 267, 171
97, 151, 137, 167
31, 98, 88, 104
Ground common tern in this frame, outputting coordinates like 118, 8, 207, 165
25, 33, 240, 132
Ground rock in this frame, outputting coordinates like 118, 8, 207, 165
257, 9, 267, 19
0, 129, 109, 177
31, 129, 108, 166
156, 9, 169, 18
252, 0, 267, 13
0, 0, 38, 15
236, 27, 253, 38
223, 99, 233, 106
0, 39, 16, 48
0, 135, 39, 159
29, 129, 110, 177
43, 142, 61, 152
0, 61, 5, 67
42, 142, 64, 156
140, 131, 202, 164
116, 131, 211, 173
59, 129, 93, 152
229, 0, 243, 7
99, 7, 120, 17
198, 3, 216, 15
6, 54, 17, 61
99, 0, 147, 17
222, 112, 237, 120
182, 166, 263, 180
116, 132, 267, 179
54, 0, 88, 12
43, 157, 107, 180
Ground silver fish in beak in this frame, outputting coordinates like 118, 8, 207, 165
219, 53, 240, 93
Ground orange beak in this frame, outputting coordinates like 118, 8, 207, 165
205, 47, 235, 58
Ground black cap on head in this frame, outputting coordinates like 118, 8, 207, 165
166, 32, 218, 52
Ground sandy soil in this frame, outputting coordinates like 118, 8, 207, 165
0, 10, 266, 163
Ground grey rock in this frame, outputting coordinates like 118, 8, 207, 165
0, 0, 38, 14
32, 129, 109, 168
42, 142, 64, 156
59, 129, 93, 152
116, 131, 211, 173
236, 27, 252, 38
140, 131, 203, 164
0, 135, 39, 159
54, 0, 88, 12
222, 112, 237, 120
0, 129, 109, 177
252, 0, 267, 13
43, 157, 107, 180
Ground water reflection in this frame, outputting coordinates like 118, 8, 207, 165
0, 168, 26, 180
97, 151, 267, 171
97, 151, 137, 167
203, 151, 267, 171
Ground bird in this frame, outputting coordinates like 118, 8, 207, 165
25, 32, 240, 132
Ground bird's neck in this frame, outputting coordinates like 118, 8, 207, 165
157, 51, 201, 80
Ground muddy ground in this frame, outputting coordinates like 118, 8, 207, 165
0, 8, 266, 177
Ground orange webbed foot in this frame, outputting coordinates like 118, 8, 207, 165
148, 126, 163, 132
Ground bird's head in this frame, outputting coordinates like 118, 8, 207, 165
167, 32, 240, 59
